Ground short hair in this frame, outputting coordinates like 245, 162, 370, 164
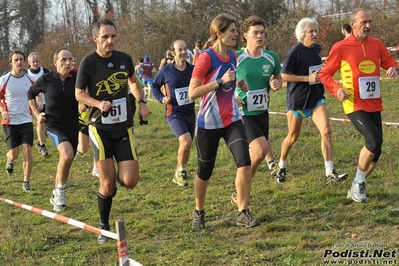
92, 18, 117, 36
9, 49, 26, 63
350, 8, 370, 22
240, 15, 266, 44
166, 50, 173, 57
139, 57, 144, 63
195, 40, 202, 48
169, 40, 186, 53
53, 48, 72, 60
204, 13, 236, 49
28, 52, 39, 61
342, 23, 352, 33
295, 18, 318, 42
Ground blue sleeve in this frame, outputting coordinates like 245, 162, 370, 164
281, 46, 297, 75
151, 68, 166, 103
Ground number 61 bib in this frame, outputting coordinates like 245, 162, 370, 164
101, 97, 127, 124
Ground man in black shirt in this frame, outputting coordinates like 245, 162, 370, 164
28, 48, 78, 212
75, 19, 150, 244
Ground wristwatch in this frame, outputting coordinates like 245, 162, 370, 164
138, 98, 147, 104
216, 78, 223, 87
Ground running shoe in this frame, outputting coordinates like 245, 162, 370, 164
173, 170, 188, 186
325, 170, 348, 184
230, 190, 237, 205
269, 161, 277, 177
50, 187, 67, 212
22, 181, 31, 193
98, 224, 111, 244
347, 181, 368, 203
237, 210, 261, 228
5, 159, 14, 176
92, 165, 99, 177
192, 209, 205, 229
40, 144, 49, 157
275, 167, 286, 183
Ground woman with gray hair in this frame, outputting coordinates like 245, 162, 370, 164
274, 17, 348, 185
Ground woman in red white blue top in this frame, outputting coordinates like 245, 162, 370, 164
188, 13, 260, 230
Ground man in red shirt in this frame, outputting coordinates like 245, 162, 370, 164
320, 8, 399, 203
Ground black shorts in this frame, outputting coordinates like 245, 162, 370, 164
79, 123, 89, 135
195, 120, 251, 180
88, 125, 138, 162
47, 127, 79, 154
242, 112, 269, 143
347, 110, 382, 162
3, 122, 34, 149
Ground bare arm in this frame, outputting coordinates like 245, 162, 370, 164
281, 72, 317, 83
75, 88, 103, 110
189, 68, 237, 100
128, 74, 151, 120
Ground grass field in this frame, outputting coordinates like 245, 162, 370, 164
1, 79, 399, 265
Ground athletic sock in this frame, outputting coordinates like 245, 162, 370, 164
97, 192, 113, 228
354, 167, 366, 183
278, 160, 286, 169
325, 161, 333, 176
268, 160, 275, 170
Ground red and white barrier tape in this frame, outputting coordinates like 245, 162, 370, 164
0, 197, 143, 266
269, 111, 399, 126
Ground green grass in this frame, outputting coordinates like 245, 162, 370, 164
1, 79, 399, 265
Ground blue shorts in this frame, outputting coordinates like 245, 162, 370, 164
167, 115, 195, 138
47, 127, 79, 154
291, 98, 326, 118
142, 78, 153, 86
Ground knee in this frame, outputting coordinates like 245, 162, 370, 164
321, 125, 332, 139
288, 132, 300, 144
180, 138, 192, 150
123, 178, 138, 189
366, 134, 383, 154
250, 147, 267, 163
121, 173, 139, 189
61, 150, 75, 163
24, 146, 32, 155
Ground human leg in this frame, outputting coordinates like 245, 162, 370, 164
249, 137, 268, 177
6, 147, 19, 175
242, 114, 269, 178
4, 124, 22, 175
21, 143, 33, 191
168, 116, 194, 186
276, 111, 303, 182
312, 104, 348, 183
47, 129, 77, 210
192, 127, 220, 229
347, 111, 382, 202
174, 133, 192, 186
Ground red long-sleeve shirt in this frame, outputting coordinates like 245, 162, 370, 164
320, 34, 399, 114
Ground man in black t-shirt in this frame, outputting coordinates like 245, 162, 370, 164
28, 48, 78, 212
75, 18, 150, 244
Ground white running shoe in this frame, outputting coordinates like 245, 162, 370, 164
347, 181, 368, 203
92, 165, 99, 177
50, 187, 66, 212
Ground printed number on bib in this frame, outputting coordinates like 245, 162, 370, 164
358, 76, 380, 99
101, 98, 127, 124
174, 87, 193, 106
309, 64, 322, 85
247, 89, 268, 111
